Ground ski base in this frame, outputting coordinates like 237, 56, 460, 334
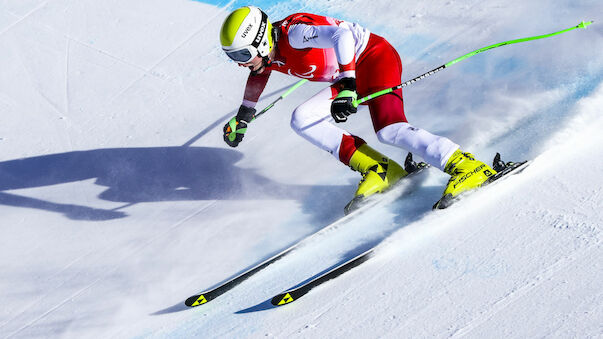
433, 153, 530, 209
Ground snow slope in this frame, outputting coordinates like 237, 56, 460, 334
0, 0, 601, 338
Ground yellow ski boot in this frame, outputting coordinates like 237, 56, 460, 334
434, 149, 497, 209
344, 144, 408, 214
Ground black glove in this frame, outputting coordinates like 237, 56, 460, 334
330, 77, 358, 123
223, 105, 256, 147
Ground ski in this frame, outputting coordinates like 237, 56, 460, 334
185, 245, 296, 307
433, 153, 531, 209
184, 153, 428, 307
272, 248, 374, 306
271, 153, 531, 306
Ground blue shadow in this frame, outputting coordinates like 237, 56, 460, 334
0, 146, 347, 221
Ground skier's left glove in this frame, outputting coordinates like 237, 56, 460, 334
223, 105, 256, 147
330, 77, 358, 123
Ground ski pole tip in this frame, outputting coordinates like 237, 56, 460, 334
578, 21, 593, 29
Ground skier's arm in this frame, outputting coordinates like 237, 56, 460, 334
242, 70, 272, 108
287, 24, 356, 78
288, 23, 358, 122
223, 70, 272, 147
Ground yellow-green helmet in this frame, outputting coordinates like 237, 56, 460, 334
220, 6, 273, 63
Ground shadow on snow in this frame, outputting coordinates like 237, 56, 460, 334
0, 146, 347, 221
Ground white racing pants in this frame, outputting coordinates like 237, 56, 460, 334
290, 86, 459, 171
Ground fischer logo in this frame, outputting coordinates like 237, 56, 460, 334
453, 164, 486, 189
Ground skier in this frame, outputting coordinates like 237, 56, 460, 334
219, 6, 497, 208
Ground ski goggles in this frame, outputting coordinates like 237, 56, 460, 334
224, 46, 258, 64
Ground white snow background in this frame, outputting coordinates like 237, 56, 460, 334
0, 0, 602, 338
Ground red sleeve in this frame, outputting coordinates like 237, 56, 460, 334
243, 70, 272, 106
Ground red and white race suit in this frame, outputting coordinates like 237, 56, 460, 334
242, 13, 458, 170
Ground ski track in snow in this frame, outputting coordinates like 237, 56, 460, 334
0, 1, 49, 37
4, 200, 218, 339
450, 241, 601, 338
105, 7, 230, 106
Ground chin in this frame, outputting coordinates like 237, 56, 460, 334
250, 65, 265, 75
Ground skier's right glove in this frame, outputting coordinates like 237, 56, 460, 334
331, 77, 358, 123
223, 105, 256, 147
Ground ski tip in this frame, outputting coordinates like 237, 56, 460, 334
185, 294, 208, 307
271, 292, 295, 306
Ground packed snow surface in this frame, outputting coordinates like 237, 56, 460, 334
0, 0, 602, 338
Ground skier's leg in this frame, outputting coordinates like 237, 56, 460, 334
373, 98, 499, 201
378, 122, 461, 170
290, 86, 406, 198
289, 86, 349, 159
368, 91, 459, 171
377, 122, 459, 171
356, 34, 459, 170
359, 34, 497, 200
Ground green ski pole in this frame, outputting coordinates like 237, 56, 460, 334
254, 79, 308, 120
227, 79, 307, 143
354, 21, 593, 107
